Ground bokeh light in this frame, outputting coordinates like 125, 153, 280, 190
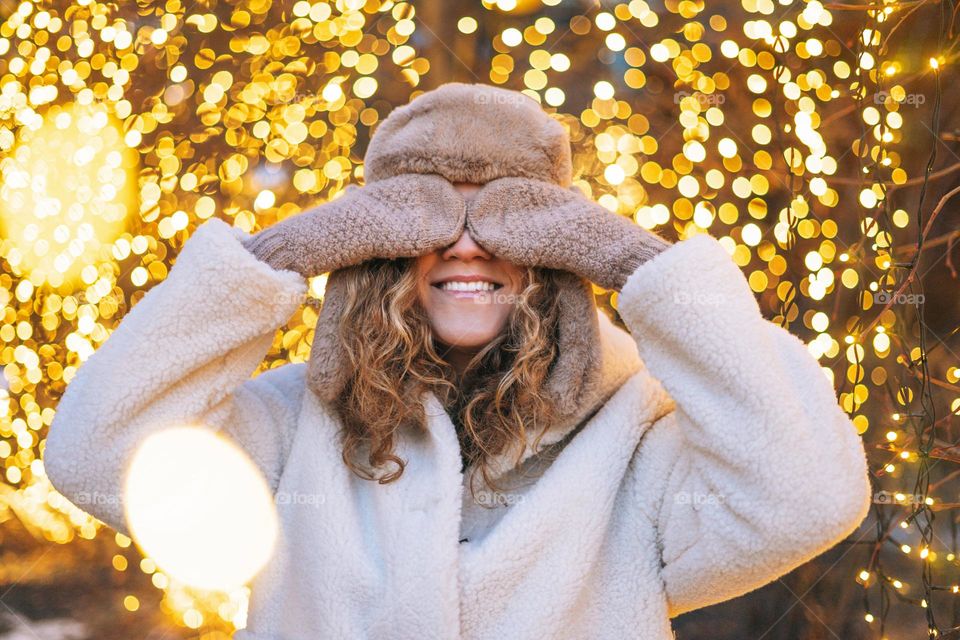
0, 102, 136, 289
124, 427, 279, 593
0, 0, 952, 636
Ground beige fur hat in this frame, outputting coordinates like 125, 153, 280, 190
307, 83, 603, 435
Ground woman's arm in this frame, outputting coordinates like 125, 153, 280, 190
617, 233, 872, 617
464, 178, 871, 615
43, 218, 309, 537
44, 175, 466, 537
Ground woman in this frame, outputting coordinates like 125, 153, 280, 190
44, 83, 872, 639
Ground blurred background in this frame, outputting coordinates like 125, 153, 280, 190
0, 0, 957, 638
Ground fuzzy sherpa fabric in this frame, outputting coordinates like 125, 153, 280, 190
363, 83, 573, 187
44, 218, 873, 639
242, 173, 466, 278
466, 176, 673, 291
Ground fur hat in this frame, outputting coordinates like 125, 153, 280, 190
306, 83, 604, 440
364, 83, 573, 188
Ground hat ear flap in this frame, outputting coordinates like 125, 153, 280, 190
306, 269, 353, 405
540, 271, 603, 425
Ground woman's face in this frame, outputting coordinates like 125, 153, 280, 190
415, 181, 525, 361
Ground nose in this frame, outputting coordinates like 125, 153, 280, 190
452, 182, 482, 200
441, 229, 492, 262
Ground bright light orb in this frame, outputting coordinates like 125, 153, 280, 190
124, 426, 279, 591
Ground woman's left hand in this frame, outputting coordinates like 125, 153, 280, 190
465, 177, 672, 291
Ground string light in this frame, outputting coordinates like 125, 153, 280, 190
0, 0, 953, 636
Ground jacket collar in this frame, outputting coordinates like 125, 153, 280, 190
424, 309, 674, 484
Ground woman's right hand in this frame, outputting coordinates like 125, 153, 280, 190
242, 173, 466, 277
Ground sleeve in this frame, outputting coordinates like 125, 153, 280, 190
617, 233, 873, 618
42, 217, 310, 538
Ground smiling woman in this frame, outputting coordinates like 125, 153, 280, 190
43, 83, 872, 640
325, 229, 567, 485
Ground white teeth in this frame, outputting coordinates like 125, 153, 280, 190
439, 281, 497, 292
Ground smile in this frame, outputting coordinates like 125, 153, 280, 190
436, 281, 499, 292
430, 276, 504, 297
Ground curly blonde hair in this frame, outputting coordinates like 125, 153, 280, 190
330, 257, 565, 497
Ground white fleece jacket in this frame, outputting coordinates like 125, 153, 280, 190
43, 217, 872, 639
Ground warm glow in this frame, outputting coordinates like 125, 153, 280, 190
0, 102, 136, 288
124, 426, 279, 591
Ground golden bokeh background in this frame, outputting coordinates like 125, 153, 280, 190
0, 0, 957, 637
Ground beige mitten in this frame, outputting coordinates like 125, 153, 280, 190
465, 177, 672, 291
243, 173, 466, 277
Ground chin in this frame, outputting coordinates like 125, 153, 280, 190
430, 314, 506, 350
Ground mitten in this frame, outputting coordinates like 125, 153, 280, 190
243, 173, 466, 277
465, 177, 672, 291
